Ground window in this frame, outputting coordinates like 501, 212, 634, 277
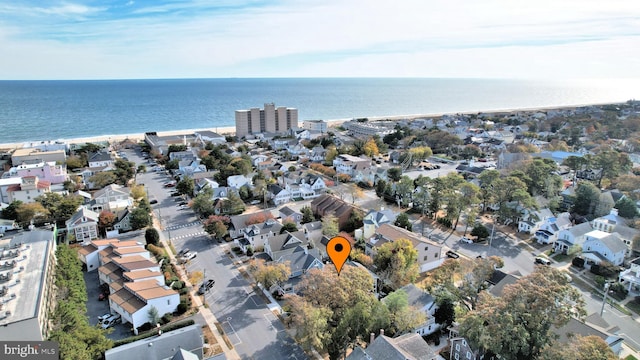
466, 351, 472, 359
456, 344, 460, 351
424, 246, 428, 250
167, 299, 171, 305
424, 256, 428, 261
455, 353, 460, 360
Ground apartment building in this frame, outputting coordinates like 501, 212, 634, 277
235, 103, 298, 137
0, 229, 57, 341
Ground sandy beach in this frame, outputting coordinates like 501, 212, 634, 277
0, 101, 624, 150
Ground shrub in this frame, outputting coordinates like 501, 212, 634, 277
161, 313, 173, 324
177, 302, 189, 314
437, 217, 452, 228
594, 275, 606, 288
171, 280, 184, 290
246, 246, 254, 256
179, 287, 189, 295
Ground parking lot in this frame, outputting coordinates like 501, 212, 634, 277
84, 271, 132, 340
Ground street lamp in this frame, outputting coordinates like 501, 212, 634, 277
489, 215, 496, 247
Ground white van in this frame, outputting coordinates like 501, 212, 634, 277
534, 257, 551, 266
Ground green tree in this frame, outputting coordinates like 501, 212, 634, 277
615, 197, 638, 218
147, 306, 160, 326
113, 158, 136, 185
165, 159, 179, 170
136, 164, 147, 173
394, 212, 412, 231
36, 192, 84, 226
572, 181, 601, 216
1, 200, 22, 220
593, 148, 633, 187
176, 176, 194, 196
387, 167, 402, 182
301, 206, 315, 224
373, 238, 419, 289
280, 221, 299, 234
459, 266, 585, 360
375, 179, 387, 198
478, 169, 500, 211
145, 228, 160, 246
88, 171, 117, 188
191, 187, 215, 217
223, 190, 245, 215
322, 213, 339, 237
65, 155, 86, 170
16, 202, 49, 227
470, 223, 490, 240
434, 290, 456, 328
130, 207, 151, 230
383, 289, 427, 336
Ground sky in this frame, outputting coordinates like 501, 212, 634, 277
1, 0, 639, 80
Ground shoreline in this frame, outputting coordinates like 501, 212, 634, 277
0, 101, 628, 150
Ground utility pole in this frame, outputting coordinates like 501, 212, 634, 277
489, 215, 496, 247
600, 282, 611, 317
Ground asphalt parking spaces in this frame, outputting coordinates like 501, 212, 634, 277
222, 319, 242, 346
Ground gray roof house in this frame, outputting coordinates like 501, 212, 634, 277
347, 331, 437, 360
104, 324, 203, 360
389, 284, 439, 336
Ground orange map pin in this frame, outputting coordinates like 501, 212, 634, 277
327, 236, 351, 275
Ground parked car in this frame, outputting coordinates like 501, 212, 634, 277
446, 250, 460, 259
100, 314, 121, 329
181, 251, 197, 262
177, 201, 188, 206
164, 182, 176, 188
460, 236, 473, 244
98, 313, 113, 325
177, 248, 190, 257
178, 204, 189, 210
534, 256, 551, 266
149, 199, 158, 205
197, 279, 216, 295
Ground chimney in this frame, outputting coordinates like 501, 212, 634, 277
370, 333, 375, 344
380, 329, 384, 336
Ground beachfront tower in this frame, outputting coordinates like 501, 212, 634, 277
235, 103, 298, 137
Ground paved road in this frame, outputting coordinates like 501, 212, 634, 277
124, 147, 307, 359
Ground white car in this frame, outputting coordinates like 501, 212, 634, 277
460, 237, 473, 244
181, 251, 197, 262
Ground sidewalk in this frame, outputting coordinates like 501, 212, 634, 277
154, 216, 241, 360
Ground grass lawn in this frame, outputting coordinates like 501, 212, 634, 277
626, 300, 640, 316
624, 355, 638, 360
551, 253, 570, 262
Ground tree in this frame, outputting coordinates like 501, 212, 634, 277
137, 164, 147, 174
36, 192, 84, 226
130, 184, 147, 200
176, 176, 194, 196
434, 291, 456, 328
223, 190, 245, 215
459, 266, 585, 360
540, 335, 617, 360
98, 211, 116, 236
65, 155, 86, 170
363, 138, 380, 157
470, 223, 490, 240
286, 295, 332, 352
383, 289, 427, 337
593, 148, 633, 187
203, 215, 229, 239
16, 202, 49, 227
394, 212, 412, 231
301, 206, 315, 224
458, 257, 503, 310
373, 238, 419, 289
388, 167, 402, 182
322, 213, 339, 238
478, 169, 500, 211
145, 228, 160, 246
615, 197, 638, 218
130, 207, 151, 230
1, 200, 22, 220
191, 187, 215, 217
113, 158, 136, 185
248, 259, 291, 289
88, 171, 117, 189
147, 306, 160, 326
280, 221, 298, 234
572, 181, 601, 216
375, 179, 387, 198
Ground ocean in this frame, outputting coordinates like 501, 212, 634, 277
0, 78, 638, 144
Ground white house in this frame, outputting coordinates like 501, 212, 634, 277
88, 150, 115, 168
368, 224, 443, 273
90, 184, 133, 213
619, 257, 640, 293
554, 222, 593, 254
77, 238, 120, 271
66, 206, 100, 243
268, 184, 291, 205
531, 212, 572, 245
6, 176, 51, 203
391, 284, 439, 336
362, 208, 396, 239
518, 208, 554, 234
582, 230, 627, 266
333, 154, 371, 177
227, 175, 252, 190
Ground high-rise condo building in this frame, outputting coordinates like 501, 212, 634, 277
235, 103, 298, 137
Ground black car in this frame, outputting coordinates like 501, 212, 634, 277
170, 192, 181, 197
198, 279, 216, 295
446, 250, 460, 259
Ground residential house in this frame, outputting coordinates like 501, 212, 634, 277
88, 150, 114, 168
227, 174, 252, 190
303, 119, 327, 133
169, 149, 197, 162
104, 324, 204, 360
333, 154, 372, 177
6, 176, 51, 203
390, 284, 439, 336
362, 208, 397, 239
177, 159, 207, 178
66, 207, 100, 243
619, 257, 640, 293
268, 184, 292, 205
531, 212, 572, 244
0, 219, 18, 233
582, 230, 626, 266
554, 222, 593, 254
347, 331, 438, 360
228, 210, 277, 239
309, 146, 326, 163
310, 194, 356, 231
0, 178, 23, 204
554, 318, 624, 357
235, 218, 283, 252
77, 238, 120, 271
90, 184, 133, 213
368, 224, 443, 273
113, 208, 133, 232
264, 231, 309, 260
251, 154, 270, 167
279, 206, 303, 224
10, 161, 68, 185
268, 241, 323, 292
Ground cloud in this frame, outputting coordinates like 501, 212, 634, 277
0, 0, 639, 79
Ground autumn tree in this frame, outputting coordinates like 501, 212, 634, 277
459, 266, 585, 360
203, 215, 229, 239
540, 335, 617, 360
249, 259, 291, 289
130, 184, 147, 200
322, 213, 339, 237
363, 137, 380, 157
16, 202, 49, 227
245, 211, 274, 225
98, 210, 116, 236
458, 256, 503, 310
373, 238, 419, 289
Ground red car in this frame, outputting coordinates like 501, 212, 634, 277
164, 182, 176, 188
